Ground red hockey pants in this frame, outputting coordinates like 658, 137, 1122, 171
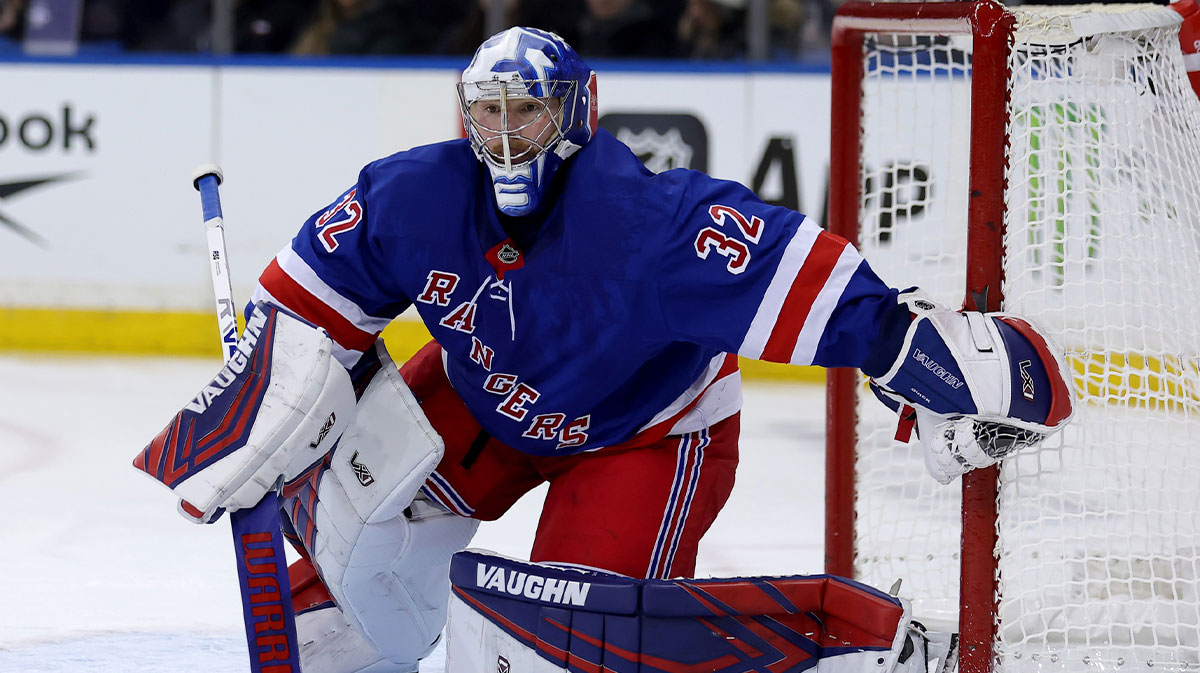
401, 340, 740, 580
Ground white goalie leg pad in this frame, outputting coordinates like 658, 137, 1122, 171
446, 549, 948, 673
135, 303, 356, 523
296, 603, 405, 673
446, 550, 640, 672
299, 344, 479, 672
305, 497, 479, 673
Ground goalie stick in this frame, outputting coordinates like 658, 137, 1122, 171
193, 164, 303, 673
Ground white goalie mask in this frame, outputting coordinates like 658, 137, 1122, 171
458, 27, 597, 216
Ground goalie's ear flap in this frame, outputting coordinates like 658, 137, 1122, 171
992, 315, 1074, 430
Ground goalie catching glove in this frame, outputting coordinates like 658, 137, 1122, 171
871, 290, 1074, 484
132, 303, 356, 522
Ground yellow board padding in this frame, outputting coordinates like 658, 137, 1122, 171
1069, 351, 1200, 411
0, 307, 243, 358
0, 307, 826, 384
14, 307, 1199, 399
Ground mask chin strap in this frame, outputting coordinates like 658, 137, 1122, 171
486, 154, 542, 216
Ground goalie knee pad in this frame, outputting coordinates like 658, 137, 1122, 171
282, 341, 479, 671
293, 501, 478, 672
446, 549, 948, 673
133, 303, 356, 523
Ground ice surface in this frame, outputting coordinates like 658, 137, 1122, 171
0, 355, 825, 672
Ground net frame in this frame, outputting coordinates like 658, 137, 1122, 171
829, 4, 1011, 672
827, 2, 1200, 673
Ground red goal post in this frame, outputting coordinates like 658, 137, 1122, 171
827, 2, 1200, 672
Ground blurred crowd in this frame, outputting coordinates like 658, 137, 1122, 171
0, 0, 839, 61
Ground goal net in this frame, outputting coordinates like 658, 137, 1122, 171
827, 2, 1200, 671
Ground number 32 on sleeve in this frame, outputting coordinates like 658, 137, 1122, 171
693, 204, 763, 275
316, 188, 363, 253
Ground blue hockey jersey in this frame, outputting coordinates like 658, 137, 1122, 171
252, 130, 903, 456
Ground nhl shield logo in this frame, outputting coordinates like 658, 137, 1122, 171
615, 127, 694, 174
598, 113, 709, 174
497, 655, 511, 672
497, 243, 520, 265
486, 238, 525, 280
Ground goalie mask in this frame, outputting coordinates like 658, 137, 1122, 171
459, 27, 598, 216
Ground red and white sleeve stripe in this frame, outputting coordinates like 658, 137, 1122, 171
252, 245, 394, 368
738, 217, 864, 366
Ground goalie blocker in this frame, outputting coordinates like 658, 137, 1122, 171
447, 549, 956, 673
133, 303, 356, 523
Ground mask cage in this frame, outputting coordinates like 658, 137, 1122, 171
457, 79, 578, 172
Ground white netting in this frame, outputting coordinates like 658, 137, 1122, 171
855, 29, 973, 630
849, 4, 1200, 671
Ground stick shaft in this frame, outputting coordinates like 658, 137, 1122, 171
194, 170, 303, 673
196, 174, 239, 363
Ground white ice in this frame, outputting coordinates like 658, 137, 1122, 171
0, 355, 825, 672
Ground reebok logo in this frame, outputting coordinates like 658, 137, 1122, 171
913, 348, 965, 390
1019, 360, 1035, 400
183, 310, 270, 414
0, 172, 82, 247
476, 563, 592, 607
